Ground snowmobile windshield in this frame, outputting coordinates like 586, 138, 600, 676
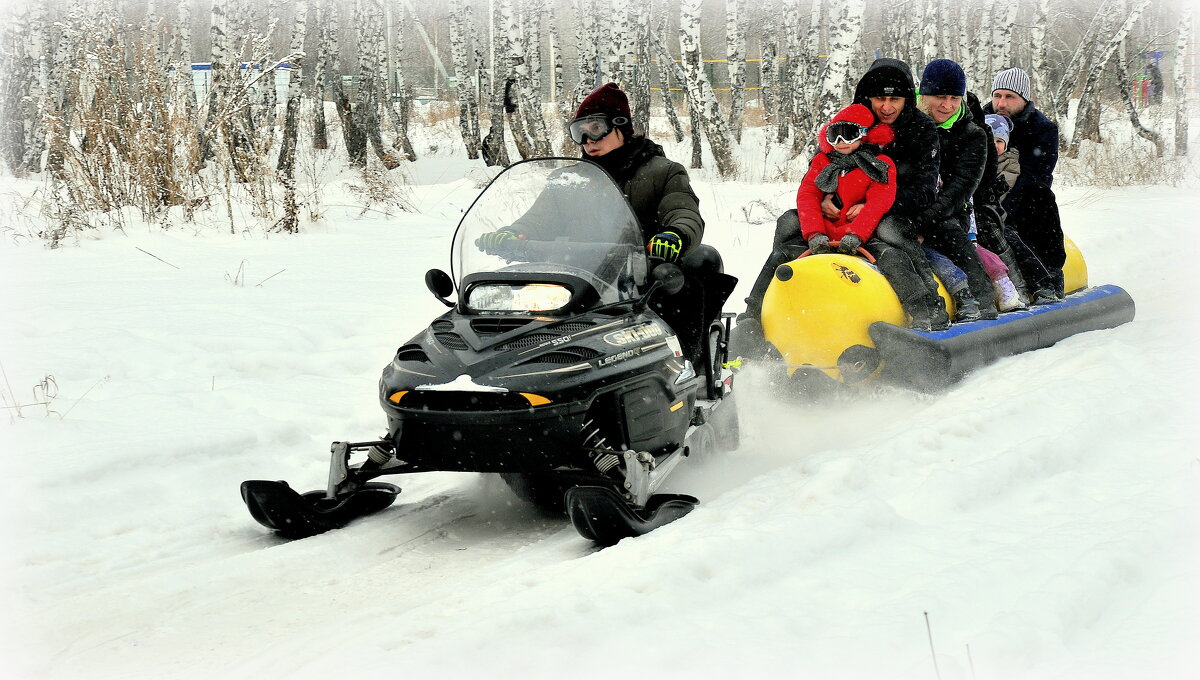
452, 158, 648, 309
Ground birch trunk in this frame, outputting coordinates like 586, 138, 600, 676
1029, 0, 1049, 102
1051, 4, 1106, 123
1174, 8, 1190, 156
814, 0, 864, 129
776, 3, 799, 143
384, 0, 417, 161
450, 0, 481, 158
725, 0, 746, 142
312, 1, 332, 150
921, 0, 939, 68
277, 0, 308, 233
480, 0, 511, 166
630, 5, 653, 136
573, 1, 598, 108
359, 0, 397, 168
651, 7, 685, 144
759, 1, 777, 129
21, 4, 48, 172
500, 0, 534, 160
990, 0, 1019, 74
518, 0, 551, 156
1069, 0, 1151, 156
1113, 39, 1164, 157
679, 0, 736, 177
0, 9, 30, 171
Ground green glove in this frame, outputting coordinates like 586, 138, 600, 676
477, 230, 517, 253
647, 231, 683, 262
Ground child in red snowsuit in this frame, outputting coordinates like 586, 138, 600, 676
740, 103, 951, 334
797, 103, 896, 255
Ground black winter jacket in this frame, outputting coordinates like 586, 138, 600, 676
966, 92, 998, 212
982, 99, 1058, 214
586, 136, 704, 252
920, 100, 988, 224
852, 58, 940, 218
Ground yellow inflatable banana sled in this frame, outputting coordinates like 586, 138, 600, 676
756, 237, 1134, 392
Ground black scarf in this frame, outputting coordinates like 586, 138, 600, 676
815, 148, 890, 193
584, 136, 664, 185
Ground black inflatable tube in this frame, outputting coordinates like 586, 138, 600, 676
869, 284, 1136, 392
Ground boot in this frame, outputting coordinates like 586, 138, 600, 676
904, 295, 949, 332
1031, 287, 1060, 305
953, 290, 982, 322
993, 276, 1027, 312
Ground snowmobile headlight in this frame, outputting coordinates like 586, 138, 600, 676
388, 390, 410, 404
520, 392, 553, 406
467, 283, 571, 312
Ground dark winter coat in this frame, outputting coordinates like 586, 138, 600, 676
966, 92, 997, 213
852, 59, 940, 218
918, 99, 988, 226
586, 135, 704, 253
797, 142, 896, 243
982, 99, 1058, 215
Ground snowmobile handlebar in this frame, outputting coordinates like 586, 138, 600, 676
799, 240, 876, 263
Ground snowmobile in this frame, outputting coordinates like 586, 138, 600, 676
729, 235, 1134, 394
241, 158, 739, 546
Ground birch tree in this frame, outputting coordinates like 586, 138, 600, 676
312, 1, 333, 150
725, 0, 747, 142
630, 4, 653, 135
651, 2, 685, 144
921, 0, 940, 69
1069, 0, 1151, 155
814, 0, 864, 130
759, 1, 778, 129
1173, 7, 1190, 156
573, 1, 599, 108
517, 0, 551, 156
450, 0, 481, 158
990, 0, 1019, 74
277, 0, 308, 233
480, 0, 511, 166
20, 4, 49, 173
679, 0, 736, 177
1029, 0, 1050, 101
383, 0, 416, 162
1113, 38, 1164, 157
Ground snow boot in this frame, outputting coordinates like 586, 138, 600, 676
1031, 287, 1060, 305
953, 290, 982, 322
994, 276, 1027, 312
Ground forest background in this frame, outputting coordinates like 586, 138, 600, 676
0, 0, 1194, 243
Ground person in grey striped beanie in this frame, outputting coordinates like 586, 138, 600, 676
982, 67, 1065, 297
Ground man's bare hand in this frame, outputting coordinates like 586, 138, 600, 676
845, 203, 864, 221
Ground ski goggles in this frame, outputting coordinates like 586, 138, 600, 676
825, 121, 868, 145
569, 114, 628, 144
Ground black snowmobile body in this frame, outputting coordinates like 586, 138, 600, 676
242, 158, 739, 546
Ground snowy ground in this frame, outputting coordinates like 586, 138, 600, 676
3, 126, 1200, 679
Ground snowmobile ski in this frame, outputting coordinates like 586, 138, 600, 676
565, 485, 698, 547
241, 480, 401, 539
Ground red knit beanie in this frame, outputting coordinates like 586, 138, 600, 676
574, 83, 633, 136
828, 103, 894, 147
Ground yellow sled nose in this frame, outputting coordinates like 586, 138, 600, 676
761, 253, 909, 382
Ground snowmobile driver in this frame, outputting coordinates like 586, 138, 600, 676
478, 83, 735, 368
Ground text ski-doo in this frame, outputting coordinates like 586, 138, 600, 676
241, 158, 739, 546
